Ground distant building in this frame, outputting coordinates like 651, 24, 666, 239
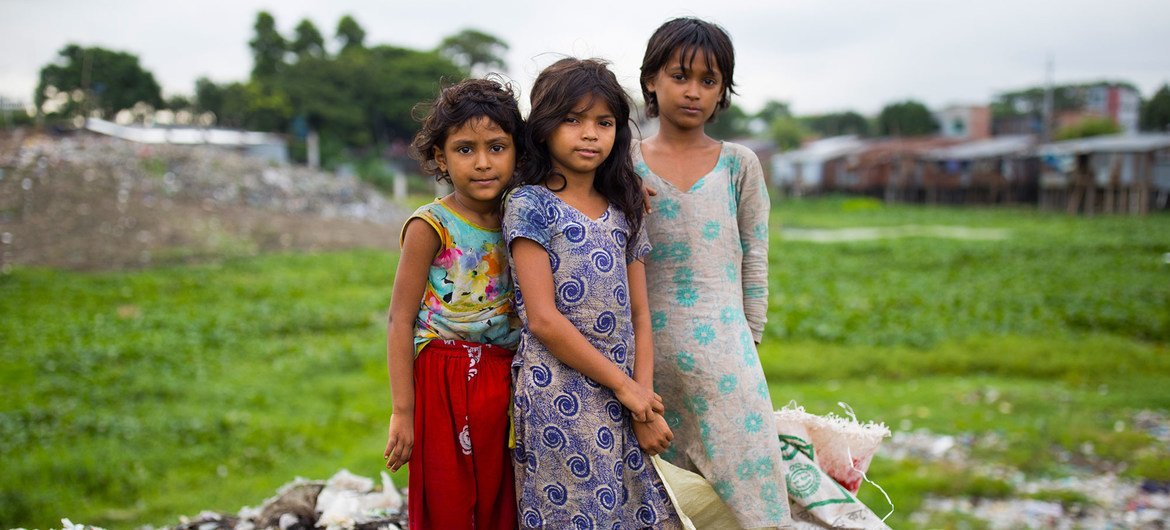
992, 81, 1141, 138
934, 105, 991, 140
847, 136, 963, 202
1038, 133, 1170, 214
0, 96, 28, 113
1082, 83, 1141, 133
771, 135, 867, 195
923, 135, 1039, 204
0, 96, 30, 124
85, 117, 289, 164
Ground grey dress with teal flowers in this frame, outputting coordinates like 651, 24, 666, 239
503, 185, 680, 530
634, 141, 793, 528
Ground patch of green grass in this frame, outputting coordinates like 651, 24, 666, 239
0, 250, 403, 527
2, 198, 1169, 528
1026, 488, 1095, 508
1129, 450, 1170, 481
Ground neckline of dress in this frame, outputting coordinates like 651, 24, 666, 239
535, 185, 612, 223
637, 140, 727, 195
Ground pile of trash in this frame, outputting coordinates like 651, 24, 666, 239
167, 470, 404, 530
886, 410, 1170, 529
0, 132, 408, 270
4, 134, 402, 223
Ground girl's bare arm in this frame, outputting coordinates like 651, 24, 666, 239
510, 238, 664, 422
383, 218, 440, 471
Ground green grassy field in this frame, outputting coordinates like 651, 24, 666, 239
2, 197, 1168, 528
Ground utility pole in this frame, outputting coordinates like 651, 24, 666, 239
1042, 53, 1054, 142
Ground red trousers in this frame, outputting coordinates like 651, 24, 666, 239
409, 340, 517, 530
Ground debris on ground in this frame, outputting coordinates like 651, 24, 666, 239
0, 132, 408, 271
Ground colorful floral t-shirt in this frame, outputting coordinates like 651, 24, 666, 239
404, 200, 520, 353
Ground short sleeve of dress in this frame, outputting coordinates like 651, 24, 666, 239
627, 222, 652, 264
502, 186, 551, 252
398, 202, 442, 247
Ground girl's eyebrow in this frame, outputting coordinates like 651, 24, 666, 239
569, 108, 615, 120
450, 135, 511, 145
667, 61, 721, 76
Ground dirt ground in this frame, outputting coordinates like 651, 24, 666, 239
0, 130, 408, 271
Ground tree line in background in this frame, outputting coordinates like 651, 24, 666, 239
25, 12, 507, 168
15, 11, 1170, 163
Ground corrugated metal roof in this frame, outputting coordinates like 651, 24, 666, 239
1040, 133, 1170, 155
926, 135, 1036, 160
85, 117, 285, 147
776, 135, 867, 163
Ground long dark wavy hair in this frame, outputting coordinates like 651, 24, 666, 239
409, 76, 524, 183
640, 17, 737, 122
506, 57, 645, 237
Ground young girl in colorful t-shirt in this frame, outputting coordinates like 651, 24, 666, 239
383, 78, 524, 530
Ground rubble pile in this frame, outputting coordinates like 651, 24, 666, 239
162, 470, 404, 530
0, 133, 408, 270
29, 413, 1170, 530
886, 412, 1170, 529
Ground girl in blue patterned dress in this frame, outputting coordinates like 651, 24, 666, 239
502, 58, 681, 529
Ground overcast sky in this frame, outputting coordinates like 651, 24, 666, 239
2, 0, 1168, 116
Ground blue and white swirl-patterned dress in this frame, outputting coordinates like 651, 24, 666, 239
502, 185, 679, 529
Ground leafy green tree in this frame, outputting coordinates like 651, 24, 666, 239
877, 100, 938, 136
364, 46, 465, 141
803, 111, 870, 137
249, 11, 287, 81
194, 77, 289, 131
212, 82, 252, 128
204, 11, 461, 163
35, 44, 162, 117
279, 44, 461, 159
437, 29, 509, 74
240, 81, 292, 132
336, 15, 366, 54
770, 116, 810, 150
1055, 116, 1121, 140
282, 55, 368, 145
707, 103, 752, 140
755, 100, 793, 124
195, 77, 225, 114
291, 19, 326, 61
1141, 84, 1170, 132
165, 94, 193, 110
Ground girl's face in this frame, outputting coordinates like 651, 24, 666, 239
547, 95, 616, 183
646, 47, 724, 130
433, 116, 515, 208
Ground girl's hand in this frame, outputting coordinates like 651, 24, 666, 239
632, 413, 674, 456
383, 413, 414, 472
641, 184, 658, 213
615, 378, 665, 423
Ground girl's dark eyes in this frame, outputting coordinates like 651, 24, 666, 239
456, 146, 472, 154
490, 144, 507, 152
599, 120, 614, 127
